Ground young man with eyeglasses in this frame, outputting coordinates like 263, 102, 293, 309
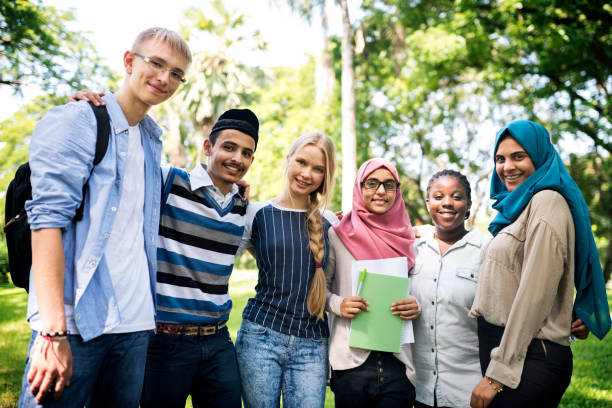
19, 27, 191, 408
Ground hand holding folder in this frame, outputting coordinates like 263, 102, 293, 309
348, 258, 412, 353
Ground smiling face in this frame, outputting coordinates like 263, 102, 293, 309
203, 129, 255, 195
426, 175, 470, 233
361, 168, 398, 214
286, 144, 326, 200
125, 38, 189, 108
495, 136, 536, 192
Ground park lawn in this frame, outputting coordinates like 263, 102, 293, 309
1, 275, 610, 408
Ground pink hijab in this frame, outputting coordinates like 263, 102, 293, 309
334, 158, 415, 267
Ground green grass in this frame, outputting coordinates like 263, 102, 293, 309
0, 285, 30, 408
1, 277, 611, 407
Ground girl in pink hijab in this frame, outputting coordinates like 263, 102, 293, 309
325, 158, 418, 408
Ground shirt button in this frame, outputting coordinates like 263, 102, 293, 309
380, 377, 384, 382
431, 301, 435, 305
119, 152, 126, 157
430, 325, 434, 330
431, 348, 435, 352
76, 314, 81, 322
471, 274, 474, 278
103, 233, 109, 239
111, 206, 117, 212
116, 180, 121, 185
89, 261, 95, 268
433, 278, 437, 282
433, 371, 436, 375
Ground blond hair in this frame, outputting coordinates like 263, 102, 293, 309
132, 27, 192, 66
285, 131, 336, 320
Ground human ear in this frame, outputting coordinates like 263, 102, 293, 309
124, 51, 135, 74
203, 139, 212, 157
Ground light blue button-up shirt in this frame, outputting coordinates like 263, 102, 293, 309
411, 228, 489, 407
25, 93, 163, 341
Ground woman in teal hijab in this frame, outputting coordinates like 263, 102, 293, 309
469, 120, 610, 408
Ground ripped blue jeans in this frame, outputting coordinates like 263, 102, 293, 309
235, 319, 328, 408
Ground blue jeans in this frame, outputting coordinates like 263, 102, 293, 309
18, 330, 150, 408
140, 327, 241, 408
235, 320, 328, 408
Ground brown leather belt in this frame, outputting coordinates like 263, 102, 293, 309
156, 321, 227, 336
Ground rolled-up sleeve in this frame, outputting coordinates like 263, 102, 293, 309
26, 103, 97, 230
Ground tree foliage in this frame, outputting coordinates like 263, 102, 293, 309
157, 0, 267, 169
247, 59, 342, 210
356, 0, 612, 273
568, 152, 612, 282
0, 0, 110, 92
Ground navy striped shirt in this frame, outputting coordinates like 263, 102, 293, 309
156, 166, 246, 324
242, 201, 338, 339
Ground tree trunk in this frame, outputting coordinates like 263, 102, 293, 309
315, 7, 334, 104
337, 0, 357, 212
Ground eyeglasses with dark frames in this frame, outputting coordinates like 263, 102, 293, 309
361, 178, 400, 191
133, 52, 186, 83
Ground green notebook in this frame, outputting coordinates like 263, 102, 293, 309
349, 272, 409, 353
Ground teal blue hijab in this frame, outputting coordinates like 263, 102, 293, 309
489, 120, 610, 340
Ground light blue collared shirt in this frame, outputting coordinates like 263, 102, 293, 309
25, 93, 163, 341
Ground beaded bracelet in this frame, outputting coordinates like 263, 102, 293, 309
40, 330, 70, 338
486, 377, 503, 393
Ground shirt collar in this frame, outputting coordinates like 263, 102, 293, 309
418, 227, 484, 250
189, 163, 239, 196
102, 91, 162, 140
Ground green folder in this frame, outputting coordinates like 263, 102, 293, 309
349, 272, 409, 353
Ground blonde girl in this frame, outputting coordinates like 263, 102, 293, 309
235, 131, 337, 408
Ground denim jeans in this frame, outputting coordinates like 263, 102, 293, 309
330, 351, 415, 408
235, 320, 328, 408
18, 330, 151, 408
140, 327, 241, 408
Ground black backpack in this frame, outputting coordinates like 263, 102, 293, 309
3, 102, 110, 291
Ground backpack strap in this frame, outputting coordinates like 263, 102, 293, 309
74, 102, 111, 221
90, 102, 111, 166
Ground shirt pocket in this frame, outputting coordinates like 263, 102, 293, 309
452, 267, 478, 309
456, 267, 478, 283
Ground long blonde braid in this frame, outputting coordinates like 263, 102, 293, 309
306, 191, 327, 320
283, 131, 336, 320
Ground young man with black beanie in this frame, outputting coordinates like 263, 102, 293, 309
140, 109, 259, 408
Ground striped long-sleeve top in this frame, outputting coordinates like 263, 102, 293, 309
242, 201, 338, 339
156, 165, 246, 324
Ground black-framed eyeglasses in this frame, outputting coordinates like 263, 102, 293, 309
133, 52, 186, 83
361, 178, 400, 191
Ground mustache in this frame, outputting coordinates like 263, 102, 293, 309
224, 160, 244, 170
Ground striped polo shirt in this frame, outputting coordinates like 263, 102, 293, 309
242, 201, 338, 339
156, 165, 246, 324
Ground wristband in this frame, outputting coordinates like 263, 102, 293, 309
40, 330, 70, 338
